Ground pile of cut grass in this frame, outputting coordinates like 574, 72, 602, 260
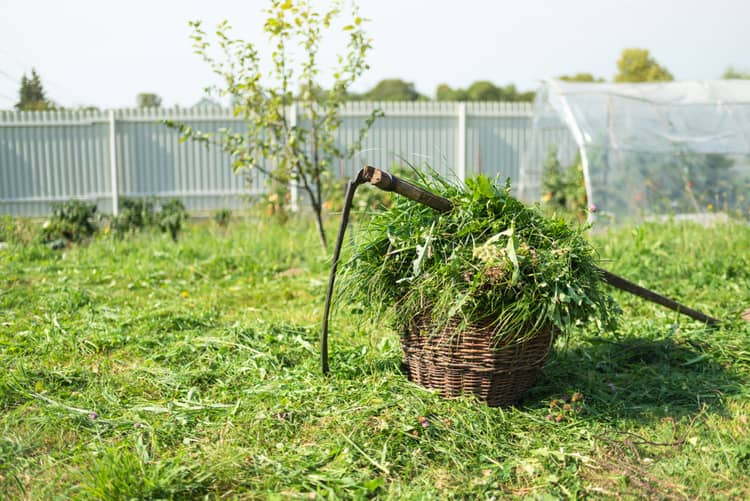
338, 174, 619, 339
1, 216, 749, 498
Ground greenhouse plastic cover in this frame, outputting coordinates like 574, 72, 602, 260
521, 80, 750, 223
544, 79, 750, 154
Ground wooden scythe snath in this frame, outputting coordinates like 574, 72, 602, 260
320, 166, 721, 374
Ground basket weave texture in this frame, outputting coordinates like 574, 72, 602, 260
402, 315, 554, 407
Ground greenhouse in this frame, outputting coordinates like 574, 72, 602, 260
520, 79, 750, 223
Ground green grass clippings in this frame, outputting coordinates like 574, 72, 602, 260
0, 214, 749, 498
338, 173, 619, 341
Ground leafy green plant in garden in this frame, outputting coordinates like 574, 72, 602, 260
167, 0, 381, 250
158, 199, 188, 242
111, 197, 156, 237
41, 199, 99, 243
111, 197, 187, 241
339, 172, 619, 340
212, 208, 232, 228
541, 146, 588, 219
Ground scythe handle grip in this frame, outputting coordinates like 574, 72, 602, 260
361, 166, 453, 213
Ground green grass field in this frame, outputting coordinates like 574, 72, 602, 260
1, 216, 750, 499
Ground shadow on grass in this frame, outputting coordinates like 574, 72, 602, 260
328, 331, 741, 423
525, 335, 741, 419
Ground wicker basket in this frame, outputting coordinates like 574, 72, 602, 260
401, 315, 554, 407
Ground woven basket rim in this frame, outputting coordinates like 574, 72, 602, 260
404, 311, 556, 347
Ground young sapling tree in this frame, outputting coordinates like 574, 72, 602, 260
167, 0, 381, 250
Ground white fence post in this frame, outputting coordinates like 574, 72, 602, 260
288, 102, 299, 212
108, 109, 119, 216
457, 102, 467, 182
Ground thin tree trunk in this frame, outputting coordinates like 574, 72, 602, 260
308, 90, 327, 252
312, 200, 328, 251
294, 161, 328, 252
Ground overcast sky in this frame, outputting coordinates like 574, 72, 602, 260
0, 0, 748, 109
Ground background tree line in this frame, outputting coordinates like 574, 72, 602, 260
10, 48, 750, 111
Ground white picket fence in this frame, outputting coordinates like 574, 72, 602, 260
0, 102, 558, 216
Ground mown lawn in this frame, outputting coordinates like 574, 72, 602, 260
1, 216, 750, 499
